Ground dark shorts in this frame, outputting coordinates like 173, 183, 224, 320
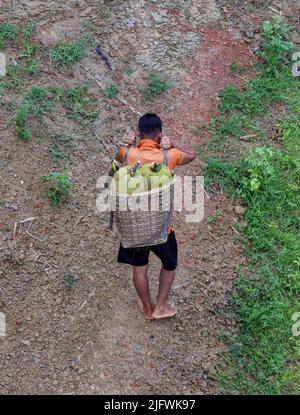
117, 231, 178, 271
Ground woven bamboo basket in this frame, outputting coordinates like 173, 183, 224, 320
109, 180, 174, 248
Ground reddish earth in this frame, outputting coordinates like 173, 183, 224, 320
165, 29, 256, 141
0, 0, 299, 395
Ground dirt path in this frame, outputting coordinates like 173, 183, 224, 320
1, 0, 299, 394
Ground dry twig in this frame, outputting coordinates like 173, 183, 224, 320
172, 281, 193, 290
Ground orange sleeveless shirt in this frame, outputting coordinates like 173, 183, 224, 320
118, 139, 184, 233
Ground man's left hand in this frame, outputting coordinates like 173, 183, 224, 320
160, 135, 172, 150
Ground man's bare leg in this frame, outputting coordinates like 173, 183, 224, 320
152, 266, 177, 319
133, 265, 153, 319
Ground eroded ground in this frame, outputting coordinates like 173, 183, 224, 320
0, 0, 299, 394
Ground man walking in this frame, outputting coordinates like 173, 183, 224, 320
116, 113, 196, 320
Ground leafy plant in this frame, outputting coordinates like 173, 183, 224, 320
0, 22, 19, 48
18, 42, 36, 58
139, 73, 171, 99
60, 81, 100, 120
203, 17, 298, 151
22, 59, 39, 74
1, 62, 23, 91
22, 21, 36, 40
104, 83, 119, 99
41, 172, 72, 206
15, 101, 31, 141
207, 209, 222, 224
48, 134, 77, 161
124, 66, 134, 76
260, 16, 295, 73
14, 86, 54, 140
63, 275, 75, 288
51, 33, 94, 67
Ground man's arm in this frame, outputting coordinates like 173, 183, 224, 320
115, 131, 139, 163
115, 148, 125, 164
161, 136, 196, 165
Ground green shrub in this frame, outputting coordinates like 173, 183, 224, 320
104, 83, 119, 99
260, 16, 295, 74
14, 86, 54, 140
0, 22, 19, 48
140, 73, 171, 99
60, 81, 100, 120
51, 33, 94, 67
41, 172, 72, 206
15, 102, 31, 141
48, 134, 77, 161
22, 21, 36, 40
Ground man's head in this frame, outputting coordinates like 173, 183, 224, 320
138, 113, 162, 141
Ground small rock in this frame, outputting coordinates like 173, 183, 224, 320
235, 205, 246, 215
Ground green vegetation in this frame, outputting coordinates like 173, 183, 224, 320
14, 82, 100, 140
197, 16, 297, 151
41, 172, 72, 206
104, 83, 119, 99
22, 59, 39, 74
0, 22, 19, 48
15, 86, 54, 140
207, 209, 222, 224
0, 20, 36, 49
63, 274, 75, 288
1, 63, 23, 92
22, 21, 36, 40
259, 16, 294, 73
0, 21, 41, 94
229, 63, 247, 75
203, 17, 300, 394
51, 33, 94, 67
139, 73, 171, 99
59, 81, 100, 120
48, 134, 78, 161
124, 66, 134, 76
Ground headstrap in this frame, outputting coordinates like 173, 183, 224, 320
163, 149, 169, 167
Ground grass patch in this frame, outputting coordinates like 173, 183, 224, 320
207, 209, 222, 224
63, 274, 76, 289
0, 21, 41, 93
203, 17, 300, 394
22, 21, 36, 40
124, 66, 134, 76
104, 83, 119, 99
48, 134, 78, 161
15, 86, 54, 140
51, 33, 94, 67
0, 22, 19, 48
1, 63, 23, 92
199, 16, 297, 151
59, 81, 100, 120
139, 73, 171, 99
14, 82, 100, 140
41, 172, 72, 207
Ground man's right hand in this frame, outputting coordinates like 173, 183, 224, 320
124, 130, 140, 147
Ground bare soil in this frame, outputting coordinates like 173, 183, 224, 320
0, 0, 299, 394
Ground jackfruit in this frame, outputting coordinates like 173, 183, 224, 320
140, 162, 172, 190
111, 163, 147, 194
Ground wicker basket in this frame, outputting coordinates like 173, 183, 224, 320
109, 180, 174, 248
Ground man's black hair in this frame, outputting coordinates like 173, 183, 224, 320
138, 113, 162, 139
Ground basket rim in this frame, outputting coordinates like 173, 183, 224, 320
109, 178, 175, 199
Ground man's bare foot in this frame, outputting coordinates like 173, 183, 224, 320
152, 304, 177, 319
137, 299, 153, 320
